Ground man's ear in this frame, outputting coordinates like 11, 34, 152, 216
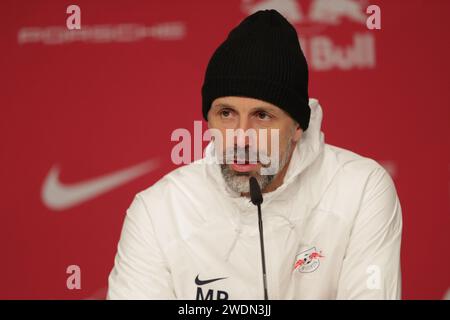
292, 123, 303, 143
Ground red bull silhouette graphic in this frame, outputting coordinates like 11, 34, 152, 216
242, 0, 367, 26
293, 247, 324, 273
309, 0, 367, 25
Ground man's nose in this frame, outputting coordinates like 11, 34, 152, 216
235, 116, 252, 148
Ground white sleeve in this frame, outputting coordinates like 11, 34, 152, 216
336, 167, 403, 299
107, 194, 176, 299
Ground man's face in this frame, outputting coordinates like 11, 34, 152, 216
207, 96, 302, 194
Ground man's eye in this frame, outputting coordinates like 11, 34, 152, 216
256, 111, 271, 120
220, 109, 232, 118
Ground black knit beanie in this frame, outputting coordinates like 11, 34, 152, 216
201, 9, 310, 131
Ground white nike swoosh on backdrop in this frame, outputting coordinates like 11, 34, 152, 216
41, 159, 159, 211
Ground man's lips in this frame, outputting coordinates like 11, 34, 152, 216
230, 161, 259, 172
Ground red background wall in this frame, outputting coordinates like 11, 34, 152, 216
0, 0, 448, 299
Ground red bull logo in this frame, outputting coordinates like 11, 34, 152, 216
241, 0, 376, 71
293, 247, 324, 273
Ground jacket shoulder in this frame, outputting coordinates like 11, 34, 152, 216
324, 144, 387, 176
136, 159, 208, 204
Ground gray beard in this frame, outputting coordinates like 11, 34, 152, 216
219, 138, 294, 194
220, 164, 274, 194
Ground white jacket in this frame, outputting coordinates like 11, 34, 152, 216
107, 99, 402, 300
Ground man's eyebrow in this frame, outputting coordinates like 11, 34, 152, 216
212, 103, 235, 109
212, 103, 279, 112
249, 106, 278, 113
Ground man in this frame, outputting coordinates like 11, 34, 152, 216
107, 9, 402, 300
